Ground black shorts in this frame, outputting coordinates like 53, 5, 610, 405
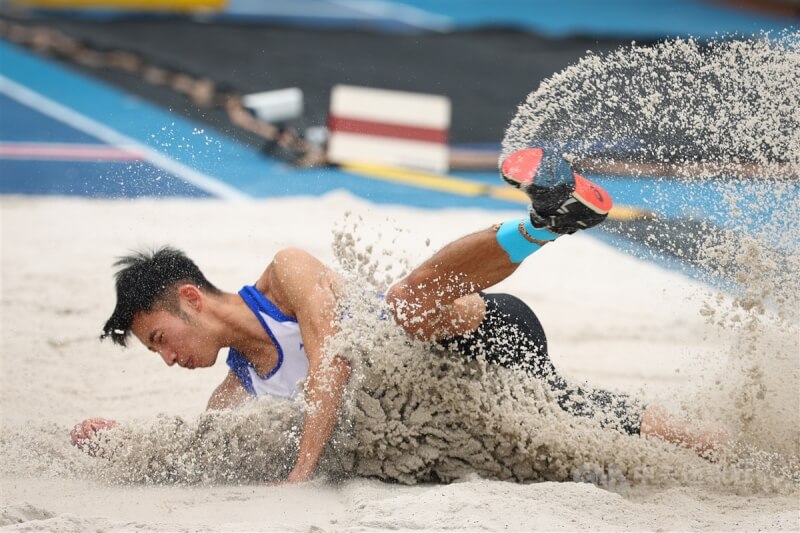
438, 293, 644, 435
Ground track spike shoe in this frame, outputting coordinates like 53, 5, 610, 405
501, 148, 613, 235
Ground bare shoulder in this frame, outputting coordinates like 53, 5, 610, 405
255, 248, 316, 290
255, 248, 340, 312
273, 247, 323, 270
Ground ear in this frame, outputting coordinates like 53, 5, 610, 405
177, 284, 204, 312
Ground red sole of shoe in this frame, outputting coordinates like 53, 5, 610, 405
501, 148, 544, 186
573, 173, 613, 214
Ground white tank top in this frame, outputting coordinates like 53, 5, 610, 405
226, 285, 309, 399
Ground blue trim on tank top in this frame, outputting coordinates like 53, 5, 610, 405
241, 284, 297, 323
226, 285, 296, 395
226, 348, 256, 396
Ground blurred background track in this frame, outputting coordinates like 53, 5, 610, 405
2, 1, 795, 148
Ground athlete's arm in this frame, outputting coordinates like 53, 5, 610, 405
265, 248, 350, 483
207, 370, 251, 411
71, 372, 247, 455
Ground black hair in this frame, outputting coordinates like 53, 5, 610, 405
101, 246, 220, 347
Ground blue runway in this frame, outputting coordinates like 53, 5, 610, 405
0, 92, 211, 197
0, 40, 527, 209
2, 38, 795, 259
26, 0, 796, 39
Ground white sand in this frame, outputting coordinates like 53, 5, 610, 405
1, 193, 798, 531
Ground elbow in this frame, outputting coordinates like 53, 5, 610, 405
385, 279, 431, 334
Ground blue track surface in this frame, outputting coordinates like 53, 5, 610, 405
0, 40, 523, 208
361, 0, 794, 38
29, 0, 796, 39
0, 91, 210, 197
2, 38, 795, 256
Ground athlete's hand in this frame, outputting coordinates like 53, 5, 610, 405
70, 417, 119, 455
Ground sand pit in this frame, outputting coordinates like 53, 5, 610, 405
1, 192, 798, 531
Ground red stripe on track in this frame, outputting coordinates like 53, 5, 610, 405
328, 116, 447, 144
0, 143, 145, 161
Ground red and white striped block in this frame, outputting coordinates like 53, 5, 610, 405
327, 85, 451, 173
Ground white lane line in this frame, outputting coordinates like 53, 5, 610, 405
0, 74, 251, 201
329, 0, 454, 32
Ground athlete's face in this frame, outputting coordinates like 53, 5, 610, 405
130, 288, 219, 370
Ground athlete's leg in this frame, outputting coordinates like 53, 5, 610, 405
385, 227, 521, 341
386, 148, 613, 341
440, 293, 724, 452
439, 292, 646, 435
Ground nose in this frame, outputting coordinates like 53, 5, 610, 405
159, 349, 178, 366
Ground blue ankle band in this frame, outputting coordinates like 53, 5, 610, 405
496, 218, 558, 263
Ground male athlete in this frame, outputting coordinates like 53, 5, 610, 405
71, 148, 715, 482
